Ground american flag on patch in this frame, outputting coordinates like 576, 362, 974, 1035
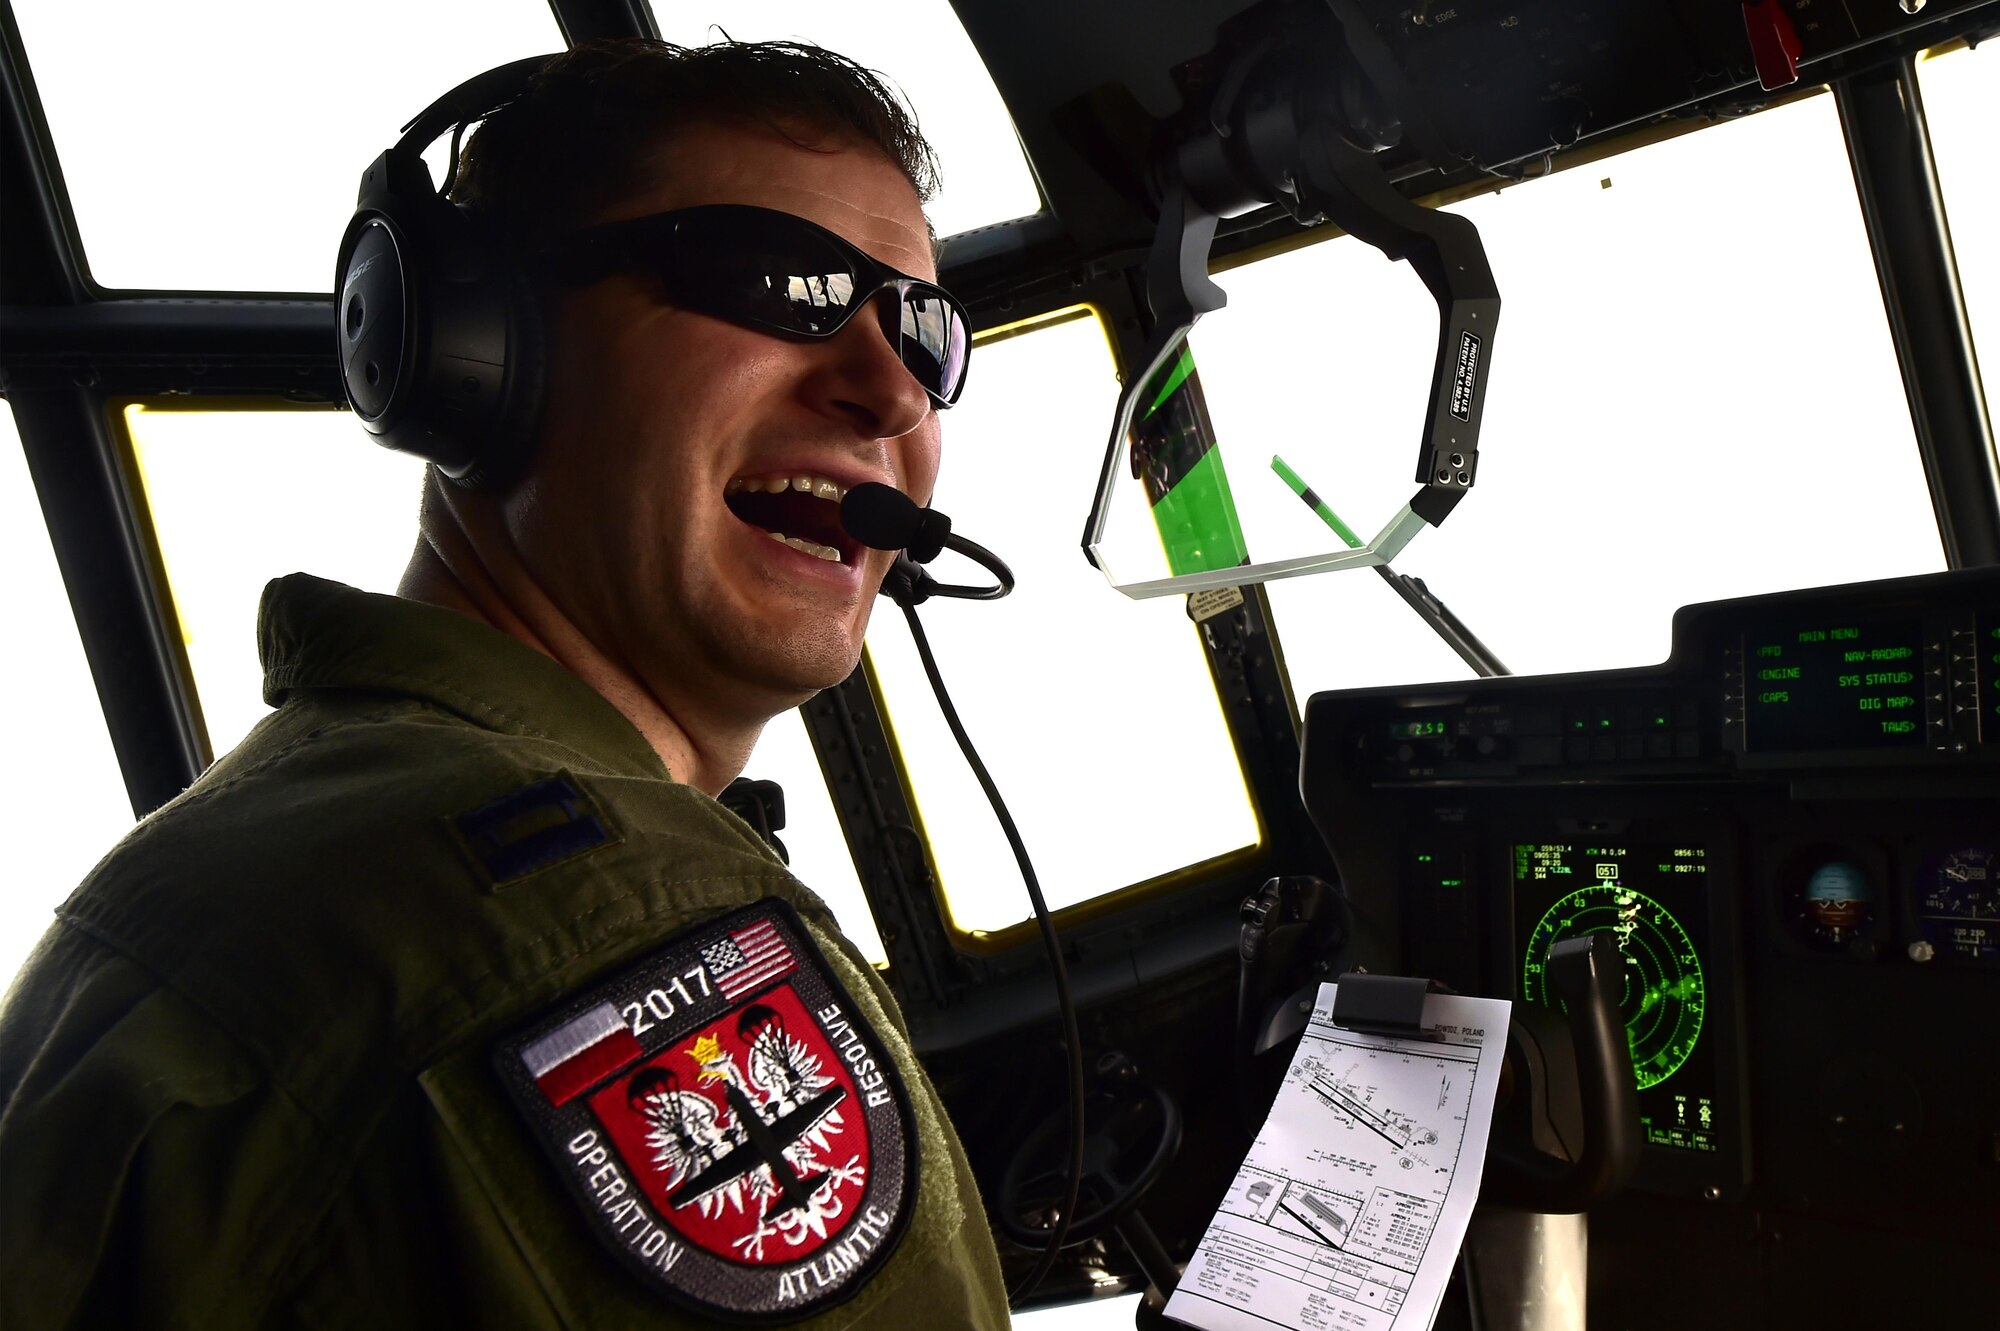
701, 917, 796, 1000
519, 1002, 644, 1107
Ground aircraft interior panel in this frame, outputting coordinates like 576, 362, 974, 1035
1300, 567, 2000, 1323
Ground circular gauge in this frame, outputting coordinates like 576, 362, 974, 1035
1522, 883, 1704, 1091
1779, 856, 1879, 952
1914, 847, 1999, 963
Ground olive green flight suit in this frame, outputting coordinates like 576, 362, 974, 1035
0, 574, 1010, 1329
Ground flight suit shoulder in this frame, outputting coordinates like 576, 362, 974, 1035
55, 691, 799, 1125
26, 689, 1008, 1327
0, 928, 317, 1330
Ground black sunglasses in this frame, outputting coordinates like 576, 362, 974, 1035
542, 204, 971, 409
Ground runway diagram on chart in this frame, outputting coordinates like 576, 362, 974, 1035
1166, 986, 1510, 1331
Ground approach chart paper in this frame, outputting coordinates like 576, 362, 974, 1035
1165, 984, 1511, 1331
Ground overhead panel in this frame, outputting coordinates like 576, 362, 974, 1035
950, 0, 1997, 264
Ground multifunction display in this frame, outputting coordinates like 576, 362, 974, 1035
1744, 620, 1923, 752
1513, 842, 1721, 1155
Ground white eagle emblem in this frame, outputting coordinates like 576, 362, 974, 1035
626, 1003, 861, 1260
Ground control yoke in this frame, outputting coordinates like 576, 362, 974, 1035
1083, 26, 1501, 593
1482, 932, 1643, 1213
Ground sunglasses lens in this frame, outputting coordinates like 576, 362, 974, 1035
672, 213, 854, 334
900, 290, 969, 404
665, 209, 969, 405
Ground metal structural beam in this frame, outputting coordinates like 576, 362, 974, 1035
4, 3, 208, 814
0, 0, 84, 305
1835, 56, 2000, 570
0, 299, 340, 399
11, 383, 208, 814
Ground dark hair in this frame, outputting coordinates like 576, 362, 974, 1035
451, 38, 940, 243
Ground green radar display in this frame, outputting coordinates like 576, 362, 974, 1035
1522, 880, 1703, 1089
1514, 842, 1722, 1154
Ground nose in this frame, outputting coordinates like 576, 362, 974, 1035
803, 293, 935, 441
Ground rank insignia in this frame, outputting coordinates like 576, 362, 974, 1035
495, 899, 918, 1319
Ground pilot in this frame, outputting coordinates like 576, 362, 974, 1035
0, 38, 1007, 1327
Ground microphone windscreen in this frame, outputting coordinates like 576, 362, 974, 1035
841, 483, 923, 551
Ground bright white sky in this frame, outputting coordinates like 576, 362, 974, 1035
1, 23, 1995, 1322
10, 0, 1043, 291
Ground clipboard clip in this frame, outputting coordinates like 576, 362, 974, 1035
1328, 971, 1452, 1038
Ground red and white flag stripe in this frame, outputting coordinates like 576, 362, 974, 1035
716, 919, 795, 999
520, 1002, 643, 1106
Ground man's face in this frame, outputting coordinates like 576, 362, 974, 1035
505, 120, 943, 727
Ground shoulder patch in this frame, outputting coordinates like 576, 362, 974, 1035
494, 899, 919, 1320
452, 771, 616, 887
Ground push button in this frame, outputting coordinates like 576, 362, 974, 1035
1517, 706, 1559, 736
1520, 737, 1562, 764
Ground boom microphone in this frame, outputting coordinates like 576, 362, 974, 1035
840, 483, 1014, 604
841, 482, 952, 561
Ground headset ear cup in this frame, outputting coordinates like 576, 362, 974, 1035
335, 183, 545, 489
339, 57, 559, 489
450, 264, 546, 491
336, 212, 415, 430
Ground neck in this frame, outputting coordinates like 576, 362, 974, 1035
398, 478, 761, 796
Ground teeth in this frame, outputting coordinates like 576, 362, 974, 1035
765, 531, 844, 563
726, 473, 849, 501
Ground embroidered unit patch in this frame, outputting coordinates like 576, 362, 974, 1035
495, 899, 918, 1319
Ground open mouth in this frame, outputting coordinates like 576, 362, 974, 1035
724, 474, 861, 565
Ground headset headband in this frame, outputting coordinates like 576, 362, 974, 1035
397, 54, 555, 149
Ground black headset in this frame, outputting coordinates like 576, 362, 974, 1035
334, 55, 558, 490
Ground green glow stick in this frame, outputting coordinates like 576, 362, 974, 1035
1270, 454, 1363, 549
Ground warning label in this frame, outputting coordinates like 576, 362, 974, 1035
1449, 331, 1482, 422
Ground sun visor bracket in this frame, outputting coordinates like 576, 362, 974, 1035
1294, 120, 1501, 526
1081, 23, 1502, 597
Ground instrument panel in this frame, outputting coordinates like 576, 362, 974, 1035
1299, 569, 1999, 1245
